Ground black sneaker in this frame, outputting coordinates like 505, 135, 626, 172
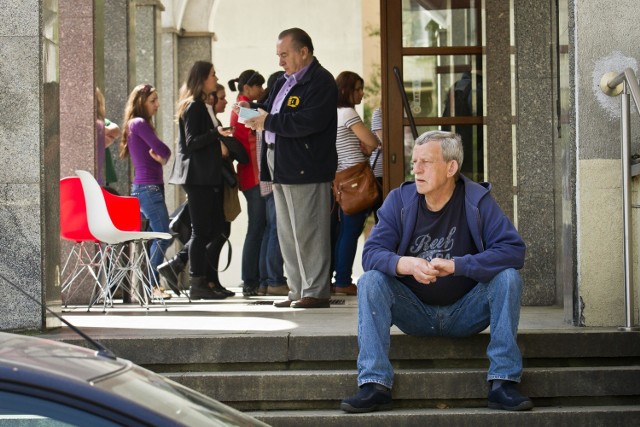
340, 383, 392, 413
488, 381, 534, 411
243, 285, 259, 297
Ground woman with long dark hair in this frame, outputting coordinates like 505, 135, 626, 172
168, 61, 234, 300
332, 71, 379, 296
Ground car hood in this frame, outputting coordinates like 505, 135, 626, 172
0, 331, 129, 382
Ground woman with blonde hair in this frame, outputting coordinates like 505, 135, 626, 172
119, 83, 172, 298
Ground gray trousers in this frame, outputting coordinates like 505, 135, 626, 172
267, 147, 331, 300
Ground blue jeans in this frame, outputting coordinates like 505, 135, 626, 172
131, 184, 171, 284
333, 207, 368, 286
241, 185, 266, 287
356, 268, 524, 389
259, 192, 286, 286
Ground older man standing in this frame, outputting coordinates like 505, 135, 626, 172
244, 28, 337, 308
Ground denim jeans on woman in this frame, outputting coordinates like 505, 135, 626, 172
333, 207, 369, 286
241, 184, 266, 288
356, 268, 524, 389
130, 184, 171, 285
259, 192, 286, 286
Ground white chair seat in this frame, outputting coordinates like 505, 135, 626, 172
76, 170, 172, 311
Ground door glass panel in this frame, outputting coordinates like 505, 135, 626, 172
402, 0, 480, 48
403, 55, 483, 119
403, 125, 484, 182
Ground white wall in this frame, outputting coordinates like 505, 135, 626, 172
211, 0, 363, 124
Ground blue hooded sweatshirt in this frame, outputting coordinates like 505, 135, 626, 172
362, 175, 525, 286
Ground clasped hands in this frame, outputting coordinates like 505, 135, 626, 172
396, 256, 455, 285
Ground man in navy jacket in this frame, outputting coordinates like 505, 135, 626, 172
341, 130, 533, 412
245, 28, 337, 308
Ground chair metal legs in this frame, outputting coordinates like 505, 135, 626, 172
61, 241, 106, 308
87, 240, 168, 312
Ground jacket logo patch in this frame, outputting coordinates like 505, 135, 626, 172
287, 96, 300, 107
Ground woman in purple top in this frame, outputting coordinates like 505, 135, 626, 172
119, 84, 172, 298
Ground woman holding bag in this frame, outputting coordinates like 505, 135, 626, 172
168, 61, 234, 300
331, 71, 380, 296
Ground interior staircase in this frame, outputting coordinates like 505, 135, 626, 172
64, 321, 640, 426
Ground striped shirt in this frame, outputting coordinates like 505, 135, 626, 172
336, 107, 368, 172
369, 107, 383, 178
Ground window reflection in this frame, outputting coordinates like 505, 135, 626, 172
402, 0, 480, 48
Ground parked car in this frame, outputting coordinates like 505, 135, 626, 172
0, 331, 269, 426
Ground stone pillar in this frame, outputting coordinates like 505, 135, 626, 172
103, 0, 132, 196
159, 30, 180, 258
177, 36, 213, 87
571, 0, 640, 326
484, 0, 514, 220
0, 1, 60, 330
513, 0, 557, 306
59, 0, 102, 305
134, 0, 164, 87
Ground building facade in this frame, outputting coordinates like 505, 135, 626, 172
0, 0, 638, 329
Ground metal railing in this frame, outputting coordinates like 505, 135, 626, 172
600, 68, 640, 331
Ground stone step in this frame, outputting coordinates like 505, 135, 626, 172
60, 330, 640, 366
246, 405, 640, 427
164, 366, 640, 410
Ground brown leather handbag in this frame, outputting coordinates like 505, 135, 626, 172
332, 161, 380, 215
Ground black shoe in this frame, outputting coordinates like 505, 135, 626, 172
340, 383, 392, 413
189, 277, 227, 300
157, 256, 185, 296
209, 282, 235, 297
488, 381, 534, 411
243, 285, 259, 296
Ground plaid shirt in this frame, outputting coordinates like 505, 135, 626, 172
255, 132, 273, 196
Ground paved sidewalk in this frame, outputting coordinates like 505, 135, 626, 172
48, 289, 577, 342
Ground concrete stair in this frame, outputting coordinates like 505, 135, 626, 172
63, 329, 640, 426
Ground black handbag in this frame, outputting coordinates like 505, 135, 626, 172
169, 201, 191, 245
221, 160, 238, 187
220, 135, 249, 164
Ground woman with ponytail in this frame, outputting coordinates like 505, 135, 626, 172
228, 70, 268, 296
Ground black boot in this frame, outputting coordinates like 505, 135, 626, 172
209, 281, 236, 297
208, 270, 235, 297
189, 276, 227, 300
157, 255, 185, 296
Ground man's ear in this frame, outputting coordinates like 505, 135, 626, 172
447, 160, 459, 178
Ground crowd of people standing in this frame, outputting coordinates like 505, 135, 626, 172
94, 25, 532, 414
105, 27, 387, 304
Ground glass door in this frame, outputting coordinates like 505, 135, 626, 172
381, 0, 485, 188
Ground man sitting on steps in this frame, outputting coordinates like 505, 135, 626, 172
341, 130, 533, 413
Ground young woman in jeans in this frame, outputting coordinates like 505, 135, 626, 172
332, 71, 380, 296
119, 84, 172, 299
228, 70, 268, 296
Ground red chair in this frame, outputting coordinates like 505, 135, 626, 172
60, 177, 102, 307
60, 177, 147, 309
103, 189, 141, 233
